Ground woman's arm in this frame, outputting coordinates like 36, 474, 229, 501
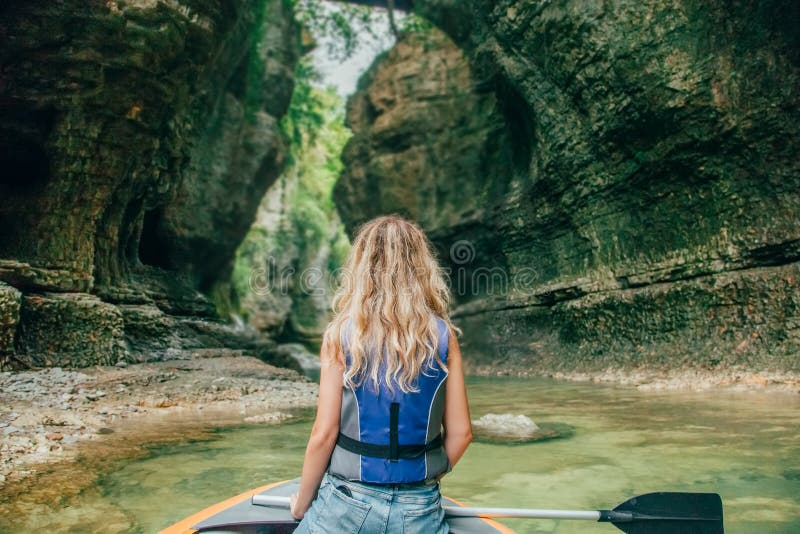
442, 331, 472, 469
290, 338, 343, 520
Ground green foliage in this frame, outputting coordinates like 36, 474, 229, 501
282, 60, 326, 154
209, 279, 236, 321
243, 0, 269, 125
400, 12, 435, 35
232, 58, 351, 324
231, 226, 274, 318
293, 0, 386, 61
328, 228, 351, 274
286, 73, 351, 260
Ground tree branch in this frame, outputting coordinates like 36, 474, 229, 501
326, 0, 414, 12
387, 0, 399, 36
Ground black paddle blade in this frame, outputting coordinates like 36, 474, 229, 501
609, 492, 724, 534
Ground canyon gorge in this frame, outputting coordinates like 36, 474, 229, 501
1, 0, 797, 375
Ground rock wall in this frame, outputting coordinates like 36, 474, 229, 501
336, 2, 800, 373
0, 0, 300, 368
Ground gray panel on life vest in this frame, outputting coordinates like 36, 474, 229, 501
328, 386, 361, 480
424, 319, 449, 480
425, 377, 449, 480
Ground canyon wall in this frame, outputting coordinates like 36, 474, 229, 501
0, 0, 301, 369
336, 2, 800, 373
2, 0, 797, 374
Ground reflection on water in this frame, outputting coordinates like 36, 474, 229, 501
2, 377, 799, 533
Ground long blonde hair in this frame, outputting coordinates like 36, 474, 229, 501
323, 215, 461, 393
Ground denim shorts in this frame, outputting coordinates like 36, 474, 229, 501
293, 472, 449, 534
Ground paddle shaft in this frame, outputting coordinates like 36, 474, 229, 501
251, 495, 603, 520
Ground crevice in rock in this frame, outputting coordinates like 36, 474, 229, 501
121, 198, 145, 266
496, 77, 534, 175
0, 138, 51, 191
138, 207, 172, 270
0, 104, 57, 257
453, 253, 800, 319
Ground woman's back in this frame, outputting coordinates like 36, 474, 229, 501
290, 215, 472, 533
329, 315, 451, 484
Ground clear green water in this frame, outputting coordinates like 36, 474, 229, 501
4, 377, 800, 533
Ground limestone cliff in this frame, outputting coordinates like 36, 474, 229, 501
336, 3, 800, 373
0, 0, 300, 368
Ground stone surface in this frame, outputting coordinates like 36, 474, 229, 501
0, 355, 316, 493
149, 0, 299, 293
472, 413, 539, 437
236, 176, 299, 335
275, 342, 321, 371
0, 0, 300, 365
0, 282, 22, 366
117, 302, 303, 371
336, 29, 509, 238
337, 4, 800, 373
16, 293, 127, 368
471, 413, 564, 443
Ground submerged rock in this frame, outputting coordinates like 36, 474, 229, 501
471, 413, 562, 444
243, 412, 293, 425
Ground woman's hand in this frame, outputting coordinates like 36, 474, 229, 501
290, 492, 305, 520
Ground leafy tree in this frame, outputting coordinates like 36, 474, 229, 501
293, 0, 387, 60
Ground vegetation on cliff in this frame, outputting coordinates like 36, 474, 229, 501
231, 59, 350, 341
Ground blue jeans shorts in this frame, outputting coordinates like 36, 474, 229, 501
293, 472, 449, 534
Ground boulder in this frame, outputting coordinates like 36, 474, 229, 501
16, 293, 126, 368
471, 413, 562, 444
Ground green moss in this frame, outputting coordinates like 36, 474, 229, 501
243, 0, 269, 125
327, 227, 350, 274
208, 279, 235, 320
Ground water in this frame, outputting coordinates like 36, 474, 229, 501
2, 377, 799, 533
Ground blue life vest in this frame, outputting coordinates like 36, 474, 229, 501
328, 316, 451, 484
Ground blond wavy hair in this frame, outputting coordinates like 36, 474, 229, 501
323, 215, 460, 393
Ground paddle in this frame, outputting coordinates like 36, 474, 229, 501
252, 491, 724, 533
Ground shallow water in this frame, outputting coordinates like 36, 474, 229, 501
3, 377, 799, 533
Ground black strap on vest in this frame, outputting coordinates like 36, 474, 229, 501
335, 432, 443, 460
389, 402, 399, 461
336, 401, 443, 460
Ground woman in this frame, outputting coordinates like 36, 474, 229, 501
290, 215, 473, 533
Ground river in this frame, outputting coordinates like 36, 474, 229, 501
2, 377, 798, 533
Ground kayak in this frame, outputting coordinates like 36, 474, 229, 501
160, 478, 514, 533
